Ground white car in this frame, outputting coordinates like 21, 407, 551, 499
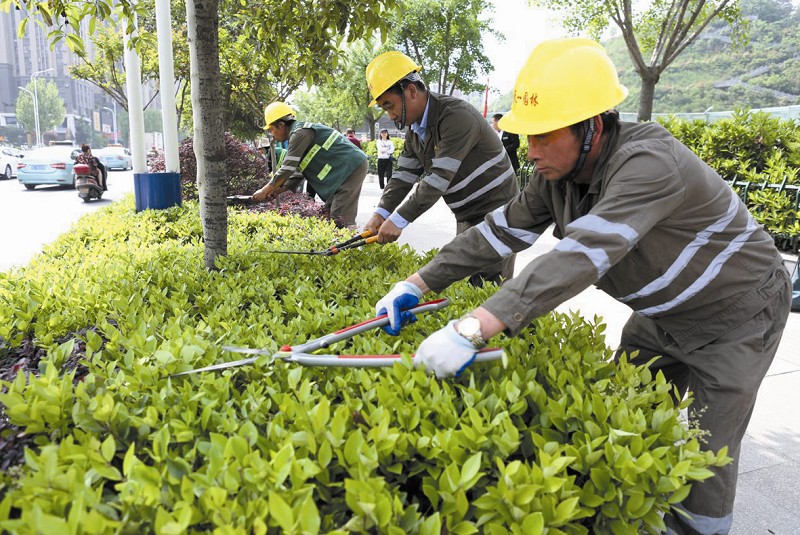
95, 146, 133, 171
0, 147, 24, 180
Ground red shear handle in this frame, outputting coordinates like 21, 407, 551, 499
290, 347, 504, 368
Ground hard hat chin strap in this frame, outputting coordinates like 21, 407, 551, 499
565, 117, 595, 180
394, 84, 409, 130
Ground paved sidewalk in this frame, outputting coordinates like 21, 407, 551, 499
356, 176, 800, 534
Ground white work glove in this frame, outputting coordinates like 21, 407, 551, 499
375, 281, 424, 335
414, 320, 478, 378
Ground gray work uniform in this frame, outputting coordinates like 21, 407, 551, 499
376, 92, 519, 286
270, 122, 368, 227
418, 121, 792, 534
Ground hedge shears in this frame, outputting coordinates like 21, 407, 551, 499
170, 298, 504, 377
267, 230, 378, 256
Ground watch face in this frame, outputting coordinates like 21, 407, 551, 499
458, 316, 482, 337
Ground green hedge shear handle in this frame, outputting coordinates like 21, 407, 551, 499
169, 298, 504, 376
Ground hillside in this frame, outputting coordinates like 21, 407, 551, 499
488, 1, 800, 115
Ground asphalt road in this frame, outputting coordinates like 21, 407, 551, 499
0, 170, 135, 272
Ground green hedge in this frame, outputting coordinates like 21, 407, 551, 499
0, 199, 727, 533
659, 111, 800, 251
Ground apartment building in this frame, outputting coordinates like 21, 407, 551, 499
0, 9, 120, 144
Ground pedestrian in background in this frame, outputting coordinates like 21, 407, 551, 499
375, 128, 395, 189
345, 128, 363, 150
491, 113, 520, 172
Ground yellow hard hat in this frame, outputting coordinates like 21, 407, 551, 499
499, 38, 628, 136
263, 102, 295, 129
366, 51, 422, 107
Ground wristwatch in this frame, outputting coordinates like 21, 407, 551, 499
455, 315, 486, 348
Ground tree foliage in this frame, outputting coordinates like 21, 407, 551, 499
294, 40, 391, 138
529, 0, 748, 121
15, 80, 67, 139
392, 0, 498, 95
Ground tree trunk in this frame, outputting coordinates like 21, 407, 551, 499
637, 70, 659, 122
186, 0, 227, 269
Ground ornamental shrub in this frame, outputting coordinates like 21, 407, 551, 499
0, 199, 728, 533
659, 111, 800, 251
149, 133, 269, 201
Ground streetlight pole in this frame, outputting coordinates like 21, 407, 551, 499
101, 104, 118, 144
31, 68, 54, 146
17, 86, 38, 148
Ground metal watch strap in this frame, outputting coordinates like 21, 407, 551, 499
456, 315, 486, 348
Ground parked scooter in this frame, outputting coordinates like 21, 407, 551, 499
74, 162, 106, 202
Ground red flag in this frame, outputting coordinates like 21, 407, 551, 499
483, 80, 489, 118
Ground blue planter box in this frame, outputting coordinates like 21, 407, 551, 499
134, 172, 182, 212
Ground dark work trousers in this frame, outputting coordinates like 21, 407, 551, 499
377, 158, 393, 189
616, 267, 791, 535
456, 217, 516, 287
326, 158, 368, 228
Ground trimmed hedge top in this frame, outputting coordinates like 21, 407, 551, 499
0, 199, 728, 534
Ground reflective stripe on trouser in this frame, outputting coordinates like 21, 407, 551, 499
616, 268, 791, 535
326, 158, 368, 227
456, 219, 515, 287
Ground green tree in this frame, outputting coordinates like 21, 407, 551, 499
3, 0, 398, 268
15, 80, 67, 142
294, 40, 391, 139
529, 0, 748, 121
392, 0, 498, 95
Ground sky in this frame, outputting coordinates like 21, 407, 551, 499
482, 0, 568, 95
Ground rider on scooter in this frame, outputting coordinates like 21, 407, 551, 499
75, 144, 107, 191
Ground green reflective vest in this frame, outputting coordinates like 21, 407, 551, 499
291, 121, 367, 200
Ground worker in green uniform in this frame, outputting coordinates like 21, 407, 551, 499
253, 102, 368, 227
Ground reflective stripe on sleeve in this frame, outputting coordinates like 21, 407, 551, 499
447, 150, 507, 194
492, 206, 539, 244
431, 156, 461, 173
393, 170, 420, 185
620, 191, 739, 302
423, 173, 449, 192
398, 156, 420, 168
566, 214, 639, 244
638, 214, 759, 316
282, 155, 301, 163
554, 237, 611, 277
447, 167, 515, 209
477, 221, 513, 257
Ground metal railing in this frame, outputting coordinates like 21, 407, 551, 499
727, 177, 800, 253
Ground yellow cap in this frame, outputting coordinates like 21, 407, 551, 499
263, 102, 296, 129
366, 51, 422, 107
499, 38, 628, 136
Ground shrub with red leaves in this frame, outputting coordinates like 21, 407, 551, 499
149, 133, 269, 201
229, 191, 327, 219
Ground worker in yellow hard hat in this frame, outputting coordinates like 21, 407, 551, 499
252, 101, 368, 227
363, 50, 518, 297
372, 38, 791, 535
